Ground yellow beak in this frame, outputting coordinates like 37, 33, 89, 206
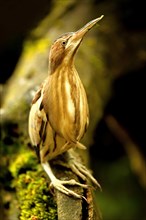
72, 15, 104, 41
66, 15, 104, 58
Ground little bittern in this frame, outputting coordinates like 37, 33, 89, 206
29, 15, 104, 199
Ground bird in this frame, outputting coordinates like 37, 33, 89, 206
28, 15, 104, 199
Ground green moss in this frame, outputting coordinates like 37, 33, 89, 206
1, 122, 57, 220
8, 150, 57, 220
10, 151, 38, 178
10, 152, 57, 220
24, 38, 50, 59
14, 170, 57, 220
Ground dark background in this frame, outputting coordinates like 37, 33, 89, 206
0, 0, 146, 220
0, 0, 52, 84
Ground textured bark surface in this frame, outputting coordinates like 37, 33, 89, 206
54, 168, 101, 220
51, 154, 102, 220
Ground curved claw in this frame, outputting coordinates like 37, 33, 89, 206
42, 161, 88, 199
49, 178, 87, 199
69, 160, 102, 190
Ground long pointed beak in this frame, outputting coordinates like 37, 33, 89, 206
63, 15, 104, 63
71, 15, 104, 44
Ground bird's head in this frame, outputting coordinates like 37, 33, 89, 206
49, 15, 104, 73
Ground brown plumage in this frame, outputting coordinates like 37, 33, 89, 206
29, 15, 104, 199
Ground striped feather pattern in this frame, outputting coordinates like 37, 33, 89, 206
43, 65, 89, 143
28, 63, 89, 162
28, 16, 103, 197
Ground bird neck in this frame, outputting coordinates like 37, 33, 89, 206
49, 58, 76, 76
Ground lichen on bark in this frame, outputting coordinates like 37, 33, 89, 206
10, 153, 57, 220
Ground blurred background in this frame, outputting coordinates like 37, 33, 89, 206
0, 0, 146, 220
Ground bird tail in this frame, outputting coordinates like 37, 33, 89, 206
76, 142, 86, 150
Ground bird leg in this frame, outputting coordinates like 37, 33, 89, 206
42, 161, 88, 199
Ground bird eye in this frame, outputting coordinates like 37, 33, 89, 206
62, 41, 67, 47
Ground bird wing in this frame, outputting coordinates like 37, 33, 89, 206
28, 86, 47, 148
28, 82, 76, 161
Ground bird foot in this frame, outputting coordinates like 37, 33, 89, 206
70, 161, 101, 189
67, 151, 101, 190
49, 178, 88, 199
42, 161, 88, 199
